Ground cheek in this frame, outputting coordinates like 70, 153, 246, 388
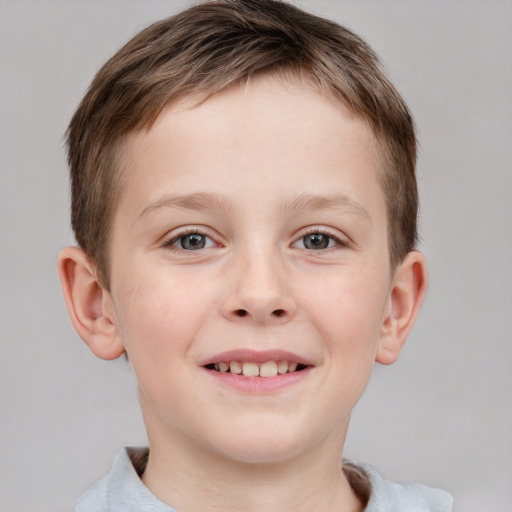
300, 268, 388, 362
112, 270, 215, 381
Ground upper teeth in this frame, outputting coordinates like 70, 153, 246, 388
213, 360, 299, 377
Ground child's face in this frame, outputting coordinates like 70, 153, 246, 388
105, 75, 393, 463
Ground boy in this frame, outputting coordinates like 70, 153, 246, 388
58, 0, 453, 510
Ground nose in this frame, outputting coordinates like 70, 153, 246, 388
220, 249, 297, 325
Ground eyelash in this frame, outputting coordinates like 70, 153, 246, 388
162, 226, 349, 253
162, 227, 218, 252
296, 228, 349, 250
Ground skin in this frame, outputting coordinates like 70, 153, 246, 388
59, 75, 427, 512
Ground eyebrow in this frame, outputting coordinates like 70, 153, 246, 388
284, 192, 371, 221
139, 192, 233, 219
139, 191, 370, 222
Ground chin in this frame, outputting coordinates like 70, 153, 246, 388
210, 426, 312, 465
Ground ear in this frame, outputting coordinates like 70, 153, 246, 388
376, 251, 428, 365
57, 246, 125, 360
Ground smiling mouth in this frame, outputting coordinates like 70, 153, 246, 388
204, 360, 309, 378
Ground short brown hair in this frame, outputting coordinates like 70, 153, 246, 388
67, 0, 418, 288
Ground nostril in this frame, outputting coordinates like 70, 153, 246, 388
272, 309, 285, 317
235, 309, 248, 317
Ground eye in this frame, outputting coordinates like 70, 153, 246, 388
293, 231, 345, 250
167, 232, 216, 251
301, 233, 334, 249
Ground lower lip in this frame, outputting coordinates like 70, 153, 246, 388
203, 367, 312, 393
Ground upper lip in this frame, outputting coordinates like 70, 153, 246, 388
199, 349, 313, 367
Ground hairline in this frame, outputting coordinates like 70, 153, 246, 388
95, 69, 401, 289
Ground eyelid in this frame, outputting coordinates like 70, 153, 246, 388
292, 226, 351, 249
162, 225, 221, 250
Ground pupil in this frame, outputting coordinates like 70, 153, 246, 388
181, 233, 205, 250
304, 233, 329, 249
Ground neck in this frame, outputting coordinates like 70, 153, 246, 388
141, 420, 363, 512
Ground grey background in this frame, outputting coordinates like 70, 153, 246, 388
1, 1, 511, 511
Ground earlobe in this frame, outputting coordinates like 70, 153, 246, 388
376, 251, 428, 365
57, 246, 125, 360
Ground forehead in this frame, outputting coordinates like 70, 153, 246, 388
117, 74, 384, 223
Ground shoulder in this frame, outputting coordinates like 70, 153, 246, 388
344, 462, 453, 512
74, 447, 176, 512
